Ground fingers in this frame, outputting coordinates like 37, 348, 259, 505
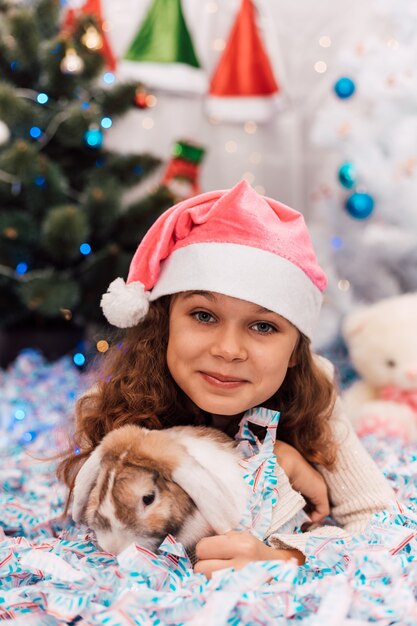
310, 489, 330, 520
305, 503, 329, 523
309, 501, 330, 521
194, 559, 231, 579
304, 494, 329, 523
309, 509, 326, 523
194, 555, 254, 579
196, 531, 269, 566
195, 533, 236, 561
302, 473, 329, 521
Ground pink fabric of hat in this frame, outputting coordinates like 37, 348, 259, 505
101, 180, 327, 339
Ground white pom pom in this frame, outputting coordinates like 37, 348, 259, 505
100, 277, 150, 328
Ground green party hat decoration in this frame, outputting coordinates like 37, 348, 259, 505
119, 0, 206, 94
125, 0, 199, 67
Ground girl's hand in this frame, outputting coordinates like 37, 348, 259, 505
194, 530, 304, 579
274, 441, 329, 523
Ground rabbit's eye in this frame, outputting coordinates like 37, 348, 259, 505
143, 492, 155, 506
386, 359, 396, 368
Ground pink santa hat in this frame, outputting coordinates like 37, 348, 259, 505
101, 180, 327, 340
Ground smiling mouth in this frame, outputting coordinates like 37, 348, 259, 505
199, 371, 248, 387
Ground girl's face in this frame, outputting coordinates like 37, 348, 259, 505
167, 291, 299, 418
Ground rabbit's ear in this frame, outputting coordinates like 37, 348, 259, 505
172, 442, 248, 534
72, 447, 102, 523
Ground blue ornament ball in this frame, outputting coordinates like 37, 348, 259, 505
345, 192, 375, 219
83, 126, 103, 149
338, 162, 356, 189
334, 77, 356, 99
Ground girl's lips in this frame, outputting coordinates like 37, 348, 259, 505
199, 371, 248, 388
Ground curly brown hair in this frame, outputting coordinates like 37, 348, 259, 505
57, 295, 337, 492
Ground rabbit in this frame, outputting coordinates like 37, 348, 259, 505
71, 423, 250, 556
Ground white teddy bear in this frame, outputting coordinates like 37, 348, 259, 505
342, 292, 417, 442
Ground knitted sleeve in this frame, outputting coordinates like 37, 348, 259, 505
265, 397, 396, 555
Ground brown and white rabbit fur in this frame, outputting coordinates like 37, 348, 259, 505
72, 424, 250, 555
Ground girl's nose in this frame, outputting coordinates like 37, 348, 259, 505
210, 327, 247, 361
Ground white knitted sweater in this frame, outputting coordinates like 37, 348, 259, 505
266, 394, 396, 554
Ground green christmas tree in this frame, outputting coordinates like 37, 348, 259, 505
0, 0, 174, 340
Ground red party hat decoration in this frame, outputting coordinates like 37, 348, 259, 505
61, 0, 116, 71
207, 0, 281, 123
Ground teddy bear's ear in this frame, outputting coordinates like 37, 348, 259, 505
342, 307, 371, 342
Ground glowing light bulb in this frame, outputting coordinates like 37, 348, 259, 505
331, 236, 344, 250
35, 175, 46, 186
36, 93, 49, 104
213, 39, 226, 51
80, 242, 92, 255
243, 172, 255, 183
73, 353, 86, 367
146, 94, 157, 108
60, 308, 73, 321
96, 340, 109, 353
314, 61, 327, 73
244, 121, 257, 134
83, 125, 103, 149
81, 25, 103, 51
60, 48, 85, 75
29, 126, 42, 139
142, 117, 154, 130
338, 279, 351, 291
16, 262, 28, 274
4, 227, 17, 239
100, 117, 112, 129
319, 36, 331, 48
103, 72, 115, 84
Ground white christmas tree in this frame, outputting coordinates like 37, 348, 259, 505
309, 0, 417, 352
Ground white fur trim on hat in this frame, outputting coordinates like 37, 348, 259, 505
149, 243, 323, 340
206, 94, 284, 123
100, 277, 150, 328
117, 61, 207, 95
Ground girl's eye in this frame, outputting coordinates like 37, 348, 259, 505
252, 322, 277, 334
192, 310, 216, 324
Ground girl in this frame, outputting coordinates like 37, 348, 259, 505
58, 180, 395, 578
